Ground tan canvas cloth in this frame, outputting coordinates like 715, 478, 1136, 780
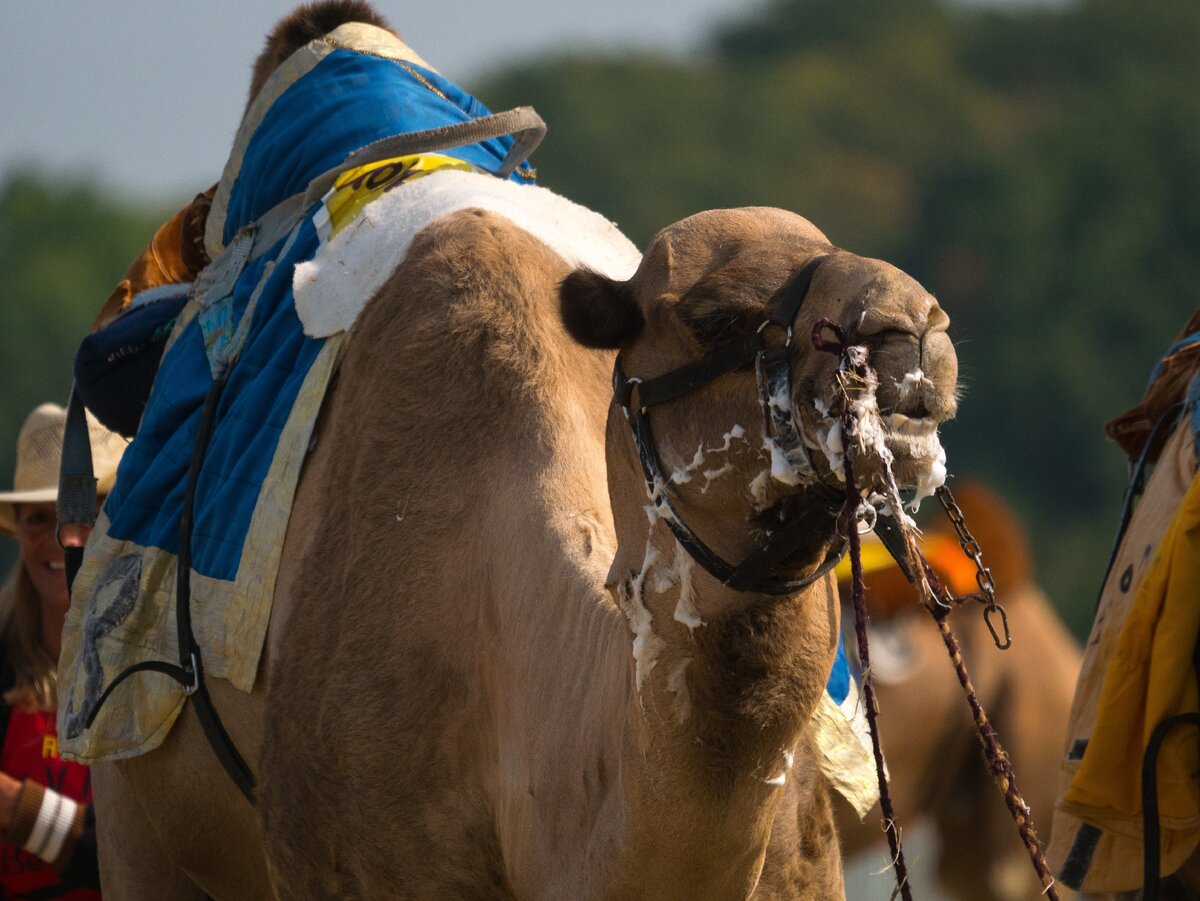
1049, 316, 1200, 892
53, 23, 422, 764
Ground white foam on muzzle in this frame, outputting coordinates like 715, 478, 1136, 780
293, 169, 643, 338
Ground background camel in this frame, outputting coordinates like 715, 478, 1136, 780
70, 4, 959, 897
834, 482, 1082, 900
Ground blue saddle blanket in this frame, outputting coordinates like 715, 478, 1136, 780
108, 35, 533, 582
57, 23, 534, 763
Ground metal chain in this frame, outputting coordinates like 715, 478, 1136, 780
935, 485, 1011, 649
812, 320, 1056, 897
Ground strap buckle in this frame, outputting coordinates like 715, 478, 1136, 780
184, 651, 202, 696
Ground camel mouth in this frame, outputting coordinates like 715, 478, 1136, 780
804, 384, 949, 513
879, 412, 942, 473
881, 411, 937, 436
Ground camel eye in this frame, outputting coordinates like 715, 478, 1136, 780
680, 302, 755, 345
677, 280, 760, 346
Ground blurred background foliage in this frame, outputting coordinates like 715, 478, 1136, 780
0, 173, 167, 571
1, 0, 1198, 637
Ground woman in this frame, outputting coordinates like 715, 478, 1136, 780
0, 402, 125, 898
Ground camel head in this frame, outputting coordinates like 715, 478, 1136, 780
561, 207, 958, 591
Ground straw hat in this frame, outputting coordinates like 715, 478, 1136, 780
0, 403, 128, 538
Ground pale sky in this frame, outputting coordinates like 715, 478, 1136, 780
1, 0, 742, 199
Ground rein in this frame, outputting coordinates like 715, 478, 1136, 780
816, 318, 1060, 901
822, 319, 913, 901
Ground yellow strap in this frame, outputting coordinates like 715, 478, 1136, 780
312, 153, 480, 244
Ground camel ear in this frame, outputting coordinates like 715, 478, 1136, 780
559, 269, 645, 349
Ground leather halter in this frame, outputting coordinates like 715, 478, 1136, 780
613, 255, 848, 596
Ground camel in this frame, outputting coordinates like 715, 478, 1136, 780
832, 483, 1082, 900
71, 5, 959, 898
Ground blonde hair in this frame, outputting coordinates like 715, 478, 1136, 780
0, 561, 58, 711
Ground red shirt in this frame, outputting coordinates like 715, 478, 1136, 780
0, 707, 99, 900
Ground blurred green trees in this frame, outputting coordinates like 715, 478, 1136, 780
0, 171, 165, 569
1, 0, 1197, 635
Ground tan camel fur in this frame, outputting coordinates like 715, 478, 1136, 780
252, 206, 956, 899
91, 208, 957, 899
834, 484, 1082, 900
84, 7, 959, 899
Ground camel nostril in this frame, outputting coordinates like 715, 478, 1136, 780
926, 301, 950, 334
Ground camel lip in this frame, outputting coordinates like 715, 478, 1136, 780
882, 426, 943, 466
882, 427, 948, 506
881, 412, 937, 437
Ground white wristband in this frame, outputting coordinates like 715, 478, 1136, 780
22, 789, 79, 863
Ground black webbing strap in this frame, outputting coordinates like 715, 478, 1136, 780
85, 660, 192, 728
631, 335, 761, 409
191, 677, 256, 801
85, 378, 256, 803
1142, 712, 1200, 898
766, 254, 829, 332
69, 108, 553, 805
175, 379, 222, 667
58, 388, 98, 594
1141, 634, 1200, 899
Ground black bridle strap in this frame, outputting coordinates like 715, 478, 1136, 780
84, 377, 256, 802
618, 254, 830, 413
725, 499, 846, 592
755, 344, 816, 478
622, 334, 761, 409
612, 253, 844, 596
767, 254, 829, 330
618, 362, 844, 597
625, 402, 744, 583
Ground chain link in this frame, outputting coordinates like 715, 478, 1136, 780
936, 485, 1011, 649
